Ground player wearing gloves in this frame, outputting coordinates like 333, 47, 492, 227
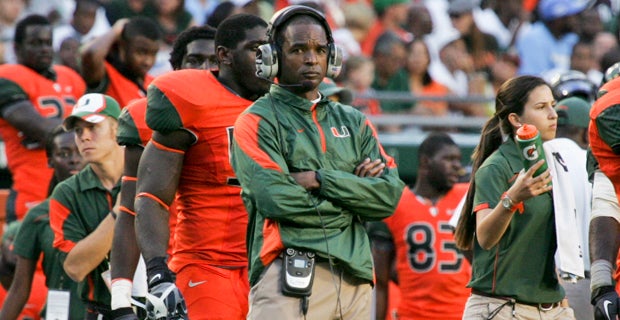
588, 74, 620, 320
134, 14, 270, 320
109, 25, 217, 320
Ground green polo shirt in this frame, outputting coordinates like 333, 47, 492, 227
13, 199, 86, 318
469, 138, 564, 304
50, 165, 121, 312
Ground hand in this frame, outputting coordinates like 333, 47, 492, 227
146, 282, 187, 320
354, 158, 385, 177
593, 286, 620, 320
507, 160, 552, 203
145, 257, 187, 320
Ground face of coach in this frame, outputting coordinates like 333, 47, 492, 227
276, 15, 329, 101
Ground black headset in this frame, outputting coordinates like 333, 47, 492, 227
256, 5, 343, 80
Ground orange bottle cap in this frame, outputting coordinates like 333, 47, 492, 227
516, 124, 538, 139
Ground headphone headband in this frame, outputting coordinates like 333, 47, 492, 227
267, 5, 333, 44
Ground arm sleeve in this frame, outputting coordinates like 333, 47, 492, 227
596, 105, 620, 154
49, 185, 86, 256
12, 209, 42, 260
145, 85, 184, 134
316, 119, 405, 221
116, 108, 144, 147
0, 78, 28, 117
473, 163, 509, 212
232, 111, 404, 228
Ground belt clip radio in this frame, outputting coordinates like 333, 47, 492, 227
281, 248, 316, 297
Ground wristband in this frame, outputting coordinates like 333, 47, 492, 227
110, 210, 117, 219
591, 259, 615, 291
111, 278, 133, 310
146, 256, 173, 287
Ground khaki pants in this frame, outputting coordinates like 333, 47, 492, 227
462, 294, 575, 320
247, 257, 372, 320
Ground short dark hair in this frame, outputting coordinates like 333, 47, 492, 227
418, 132, 457, 162
45, 125, 68, 159
215, 14, 267, 50
373, 31, 403, 57
169, 25, 217, 70
14, 14, 50, 45
122, 16, 162, 42
274, 14, 323, 49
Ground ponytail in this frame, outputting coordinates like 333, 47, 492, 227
454, 115, 503, 250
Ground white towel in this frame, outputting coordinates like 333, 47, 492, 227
543, 138, 587, 279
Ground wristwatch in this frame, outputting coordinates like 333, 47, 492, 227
501, 193, 517, 212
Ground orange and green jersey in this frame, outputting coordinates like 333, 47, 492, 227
0, 64, 85, 220
116, 98, 177, 256
383, 184, 471, 319
93, 62, 153, 108
145, 69, 251, 272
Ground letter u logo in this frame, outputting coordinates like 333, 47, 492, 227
331, 126, 350, 138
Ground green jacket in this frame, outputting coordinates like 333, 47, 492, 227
232, 84, 405, 286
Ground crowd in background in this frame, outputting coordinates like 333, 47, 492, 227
0, 0, 616, 319
0, 0, 616, 123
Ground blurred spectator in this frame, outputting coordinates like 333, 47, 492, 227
592, 31, 618, 71
342, 55, 382, 115
56, 36, 80, 72
0, 0, 26, 64
474, 0, 528, 52
360, 0, 410, 56
371, 31, 412, 114
571, 40, 603, 85
448, 0, 499, 76
489, 53, 519, 92
600, 46, 620, 79
206, 1, 241, 27
154, 0, 194, 47
333, 1, 376, 60
405, 2, 433, 40
405, 38, 450, 116
104, 0, 156, 25
516, 0, 587, 75
319, 77, 352, 105
185, 0, 218, 25
80, 17, 161, 107
23, 0, 73, 25
429, 31, 471, 96
577, 7, 603, 43
52, 0, 110, 52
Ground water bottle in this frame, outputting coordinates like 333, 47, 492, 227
515, 124, 548, 178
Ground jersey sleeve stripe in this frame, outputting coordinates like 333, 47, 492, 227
365, 118, 397, 168
234, 113, 283, 172
473, 203, 490, 213
49, 198, 77, 253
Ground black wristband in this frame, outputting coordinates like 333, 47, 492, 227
146, 256, 173, 287
315, 170, 322, 184
591, 285, 616, 305
110, 307, 136, 319
110, 210, 117, 219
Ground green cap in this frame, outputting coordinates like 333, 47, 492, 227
319, 78, 352, 105
373, 0, 409, 13
63, 93, 122, 130
554, 97, 591, 129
